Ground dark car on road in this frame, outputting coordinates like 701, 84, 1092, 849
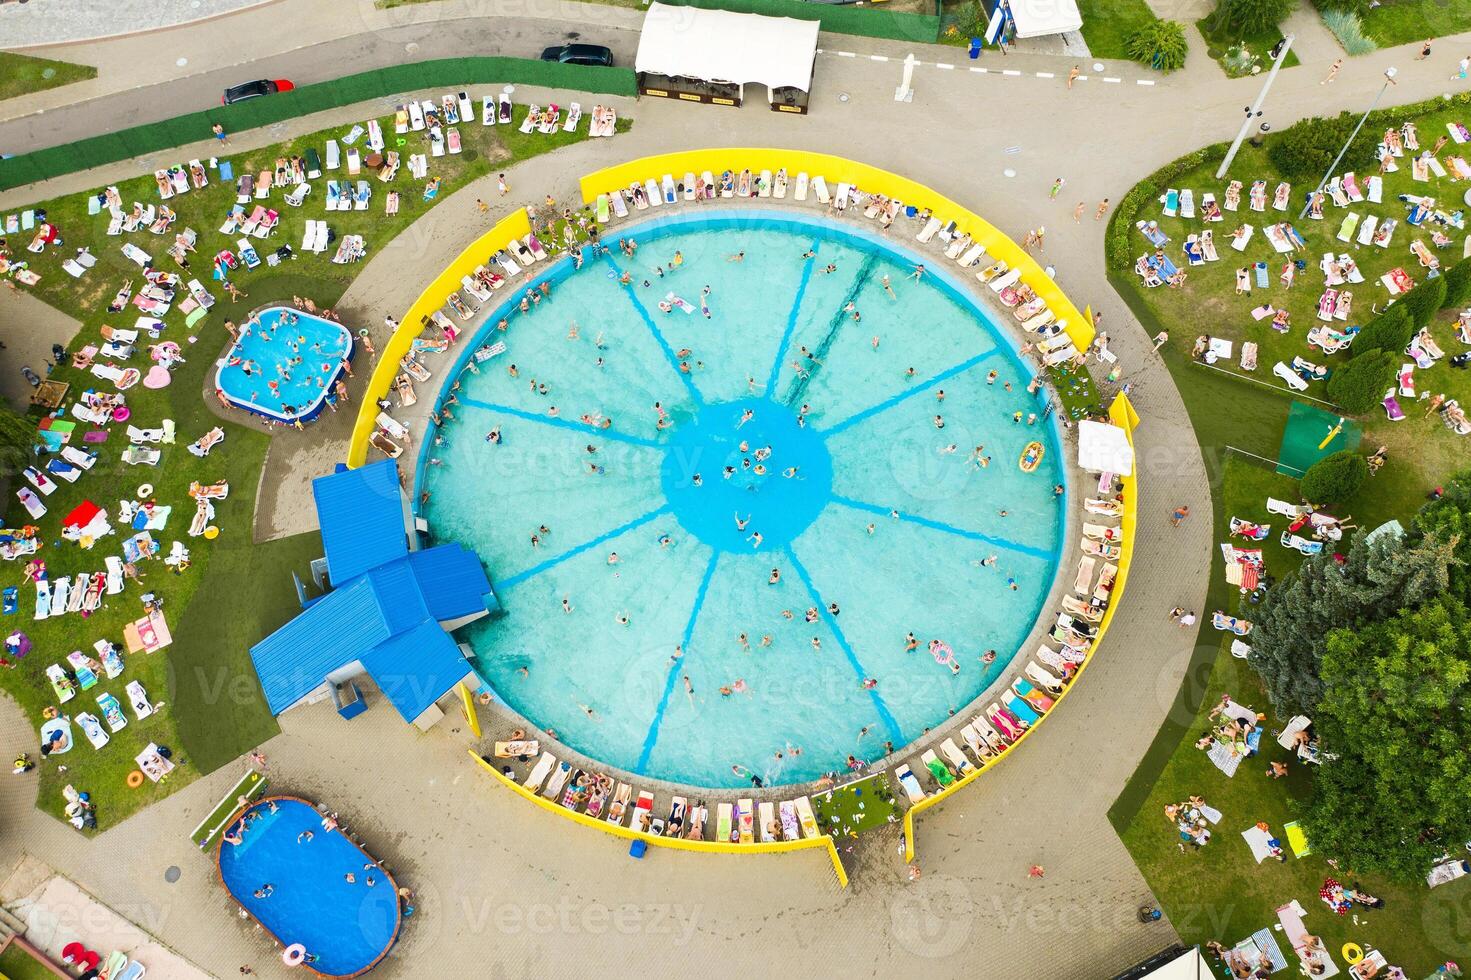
222, 79, 296, 105
539, 44, 614, 68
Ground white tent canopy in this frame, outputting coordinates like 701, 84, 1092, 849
1077, 420, 1134, 475
1006, 0, 1083, 39
636, 2, 820, 93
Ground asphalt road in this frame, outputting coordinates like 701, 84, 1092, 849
0, 19, 642, 155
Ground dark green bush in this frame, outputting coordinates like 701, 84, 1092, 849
1352, 305, 1411, 358
1126, 21, 1189, 73
1300, 450, 1369, 503
1267, 112, 1379, 182
1441, 258, 1471, 309
1326, 349, 1397, 414
1218, 0, 1293, 35
1401, 275, 1447, 328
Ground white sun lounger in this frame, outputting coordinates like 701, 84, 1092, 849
895, 764, 926, 803
522, 752, 556, 790
940, 738, 974, 775
916, 217, 941, 243
813, 175, 830, 204
794, 172, 809, 201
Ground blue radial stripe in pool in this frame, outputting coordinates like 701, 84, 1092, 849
600, 253, 705, 407
828, 495, 1055, 561
498, 504, 672, 590
820, 348, 1004, 438
636, 551, 720, 769
766, 237, 821, 394
458, 396, 664, 448
784, 545, 903, 742
423, 208, 1066, 788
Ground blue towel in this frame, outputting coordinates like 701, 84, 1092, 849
1255, 262, 1268, 288
1250, 929, 1289, 973
218, 160, 234, 181
3, 588, 16, 614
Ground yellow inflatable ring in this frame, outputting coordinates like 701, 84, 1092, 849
1342, 943, 1363, 964
126, 770, 145, 788
203, 526, 220, 540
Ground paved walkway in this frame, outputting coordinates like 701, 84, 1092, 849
0, 0, 277, 48
1, 6, 1471, 979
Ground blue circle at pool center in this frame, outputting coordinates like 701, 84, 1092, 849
660, 397, 832, 552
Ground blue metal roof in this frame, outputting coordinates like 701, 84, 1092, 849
249, 577, 392, 714
408, 545, 494, 621
312, 459, 408, 583
366, 559, 429, 637
360, 620, 471, 722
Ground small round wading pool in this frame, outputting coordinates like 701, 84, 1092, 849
217, 797, 400, 977
214, 306, 354, 423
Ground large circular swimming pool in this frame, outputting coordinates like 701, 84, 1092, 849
421, 210, 1066, 788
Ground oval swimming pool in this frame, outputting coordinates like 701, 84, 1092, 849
217, 797, 400, 978
215, 306, 354, 422
420, 209, 1068, 788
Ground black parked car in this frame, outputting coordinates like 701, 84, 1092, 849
540, 44, 614, 68
222, 78, 295, 105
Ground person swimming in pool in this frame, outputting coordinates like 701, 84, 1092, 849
735, 512, 750, 530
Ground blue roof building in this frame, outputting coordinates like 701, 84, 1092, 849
249, 459, 498, 727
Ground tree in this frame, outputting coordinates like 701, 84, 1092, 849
1442, 257, 1471, 309
1326, 349, 1396, 414
1267, 113, 1380, 182
1304, 597, 1471, 881
1247, 528, 1454, 712
1350, 304, 1410, 358
1219, 0, 1293, 34
1411, 468, 1471, 603
1300, 450, 1367, 503
1126, 21, 1189, 73
1401, 275, 1447, 328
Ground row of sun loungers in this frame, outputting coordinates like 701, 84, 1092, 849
517, 752, 823, 844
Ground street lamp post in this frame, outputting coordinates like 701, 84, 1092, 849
1215, 36, 1295, 180
1299, 67, 1399, 220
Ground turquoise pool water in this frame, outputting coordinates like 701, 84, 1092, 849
421, 211, 1065, 788
218, 798, 399, 977
215, 306, 353, 421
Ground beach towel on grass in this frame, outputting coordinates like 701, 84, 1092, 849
1249, 929, 1289, 972
1241, 824, 1278, 862
1208, 740, 1243, 777
1284, 820, 1311, 856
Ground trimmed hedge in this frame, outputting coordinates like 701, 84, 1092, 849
0, 57, 638, 192
1327, 349, 1397, 415
1401, 275, 1447, 328
1352, 305, 1411, 359
1300, 449, 1369, 503
1445, 257, 1471, 309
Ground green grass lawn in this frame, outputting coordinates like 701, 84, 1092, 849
1107, 100, 1471, 978
0, 52, 96, 103
0, 941, 65, 980
3, 107, 616, 831
811, 773, 900, 837
1195, 15, 1300, 78
1351, 0, 1471, 49
1075, 0, 1159, 61
1121, 105, 1471, 499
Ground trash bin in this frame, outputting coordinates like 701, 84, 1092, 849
969, 38, 982, 59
